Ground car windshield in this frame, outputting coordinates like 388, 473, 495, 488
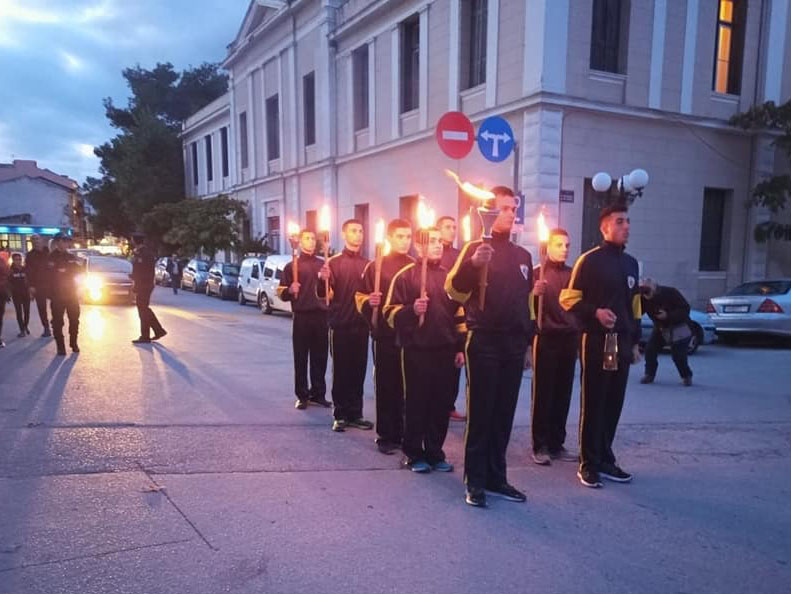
89, 257, 132, 273
196, 261, 209, 272
222, 265, 239, 276
727, 281, 791, 296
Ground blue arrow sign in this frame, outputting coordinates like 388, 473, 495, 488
477, 116, 514, 163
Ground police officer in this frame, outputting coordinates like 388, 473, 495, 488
318, 219, 374, 432
26, 234, 51, 337
639, 278, 694, 386
384, 226, 465, 473
9, 253, 31, 337
355, 219, 414, 455
278, 229, 330, 410
48, 233, 82, 355
560, 204, 642, 489
445, 186, 533, 508
131, 233, 166, 344
530, 229, 579, 465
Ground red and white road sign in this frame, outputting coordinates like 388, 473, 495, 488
436, 111, 475, 159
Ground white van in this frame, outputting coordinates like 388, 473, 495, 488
237, 257, 267, 307
258, 255, 293, 314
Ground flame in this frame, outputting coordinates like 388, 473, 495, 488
445, 169, 494, 202
383, 239, 391, 256
537, 211, 550, 243
417, 199, 435, 229
287, 221, 300, 238
461, 214, 472, 242
318, 204, 331, 232
374, 218, 385, 244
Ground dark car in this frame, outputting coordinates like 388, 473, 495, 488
206, 262, 240, 300
181, 259, 211, 292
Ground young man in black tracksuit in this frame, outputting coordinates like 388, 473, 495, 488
47, 234, 83, 355
9, 253, 31, 337
560, 204, 642, 489
530, 229, 579, 466
639, 279, 693, 386
445, 187, 534, 508
131, 234, 166, 344
278, 230, 330, 410
438, 215, 466, 423
355, 219, 414, 455
318, 219, 374, 432
26, 235, 51, 337
384, 227, 466, 473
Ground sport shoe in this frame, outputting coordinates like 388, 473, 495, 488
70, 340, 79, 353
309, 397, 332, 408
331, 419, 347, 432
403, 459, 431, 473
549, 447, 578, 462
531, 448, 551, 466
17, 331, 26, 338
0, 340, 5, 348
449, 410, 467, 422
42, 329, 51, 338
577, 467, 603, 488
152, 330, 168, 341
25, 327, 30, 335
294, 399, 308, 410
640, 375, 655, 384
347, 418, 374, 430
431, 460, 454, 472
486, 483, 527, 502
682, 376, 693, 387
132, 337, 151, 344
465, 488, 487, 508
599, 463, 632, 483
376, 440, 399, 455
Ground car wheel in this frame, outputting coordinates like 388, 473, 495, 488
205, 283, 211, 296
687, 323, 703, 355
238, 289, 247, 305
260, 293, 273, 315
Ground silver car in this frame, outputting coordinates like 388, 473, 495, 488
708, 279, 791, 340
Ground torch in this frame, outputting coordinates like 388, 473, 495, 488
318, 204, 331, 306
536, 210, 550, 331
444, 170, 497, 310
416, 199, 436, 327
287, 221, 301, 296
371, 218, 386, 329
461, 213, 472, 245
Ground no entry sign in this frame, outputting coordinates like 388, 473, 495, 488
436, 111, 475, 159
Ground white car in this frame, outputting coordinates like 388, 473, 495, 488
258, 255, 293, 314
237, 257, 267, 307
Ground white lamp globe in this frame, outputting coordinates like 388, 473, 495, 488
629, 168, 649, 190
592, 172, 612, 192
618, 176, 635, 193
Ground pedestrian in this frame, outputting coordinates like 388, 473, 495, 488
318, 219, 374, 432
355, 219, 414, 455
560, 203, 642, 489
130, 233, 167, 344
169, 254, 182, 295
0, 254, 8, 348
445, 186, 533, 508
9, 253, 31, 337
529, 229, 579, 466
277, 229, 330, 410
639, 278, 694, 386
47, 233, 82, 355
26, 234, 51, 337
383, 226, 466, 473
437, 215, 466, 423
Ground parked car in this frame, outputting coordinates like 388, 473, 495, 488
78, 255, 134, 304
258, 255, 292, 314
206, 262, 240, 299
639, 310, 716, 355
237, 257, 268, 306
155, 257, 171, 286
708, 279, 791, 341
181, 259, 211, 292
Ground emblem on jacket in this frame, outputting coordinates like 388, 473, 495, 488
520, 264, 530, 281
627, 275, 636, 289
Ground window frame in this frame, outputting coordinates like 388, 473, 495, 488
239, 112, 249, 170
303, 71, 316, 146
400, 15, 420, 114
220, 127, 229, 178
712, 0, 746, 95
352, 45, 370, 132
266, 94, 280, 161
191, 142, 199, 186
205, 134, 213, 182
589, 0, 630, 75
461, 0, 488, 90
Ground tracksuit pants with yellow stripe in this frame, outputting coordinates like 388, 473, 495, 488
531, 332, 578, 454
579, 332, 631, 472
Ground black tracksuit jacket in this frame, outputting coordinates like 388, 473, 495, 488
319, 248, 369, 330
356, 252, 414, 340
277, 253, 327, 313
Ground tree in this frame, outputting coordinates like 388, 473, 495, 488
84, 62, 228, 238
730, 100, 791, 242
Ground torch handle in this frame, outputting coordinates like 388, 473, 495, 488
419, 254, 428, 327
372, 251, 382, 330
536, 255, 544, 331
323, 239, 330, 306
292, 251, 299, 298
479, 262, 489, 311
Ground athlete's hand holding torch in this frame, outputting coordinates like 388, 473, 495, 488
371, 219, 385, 329
535, 211, 550, 331
318, 205, 331, 306
416, 199, 436, 327
287, 221, 301, 297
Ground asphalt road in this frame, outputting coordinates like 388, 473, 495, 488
1, 287, 789, 594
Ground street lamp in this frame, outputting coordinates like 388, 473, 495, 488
592, 168, 649, 203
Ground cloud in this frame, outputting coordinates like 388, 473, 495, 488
60, 50, 86, 73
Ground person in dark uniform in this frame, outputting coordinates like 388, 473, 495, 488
445, 186, 533, 508
0, 255, 8, 348
384, 227, 466, 473
169, 254, 182, 295
560, 204, 642, 489
48, 233, 82, 355
438, 215, 466, 423
355, 219, 414, 455
318, 219, 374, 432
26, 234, 51, 337
278, 229, 330, 410
639, 278, 694, 386
529, 229, 579, 465
9, 253, 31, 337
131, 233, 166, 344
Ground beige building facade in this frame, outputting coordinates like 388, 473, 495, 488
181, 0, 791, 307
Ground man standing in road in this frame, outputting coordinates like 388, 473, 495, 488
169, 254, 183, 295
26, 234, 51, 337
278, 229, 330, 410
131, 233, 167, 345
318, 219, 374, 432
560, 204, 642, 489
48, 233, 82, 355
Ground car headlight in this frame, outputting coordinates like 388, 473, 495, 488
85, 275, 103, 301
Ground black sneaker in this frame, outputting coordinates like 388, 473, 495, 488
640, 375, 655, 384
0, 340, 5, 349
682, 376, 693, 387
331, 419, 347, 432
577, 467, 603, 488
294, 399, 308, 410
70, 340, 79, 353
486, 483, 527, 503
132, 337, 151, 344
376, 440, 399, 455
465, 488, 487, 508
308, 397, 332, 408
531, 448, 551, 466
347, 418, 374, 430
152, 330, 167, 341
599, 463, 632, 483
42, 329, 51, 338
549, 447, 578, 462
